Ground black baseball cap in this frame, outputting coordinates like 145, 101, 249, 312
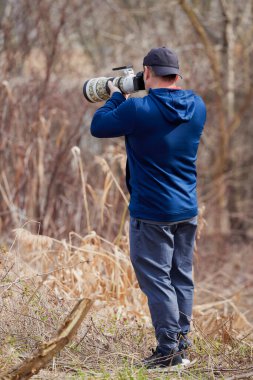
143, 47, 181, 77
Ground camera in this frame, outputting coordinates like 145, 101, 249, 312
83, 66, 145, 103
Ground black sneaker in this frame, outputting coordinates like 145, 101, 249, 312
142, 347, 182, 369
178, 333, 192, 359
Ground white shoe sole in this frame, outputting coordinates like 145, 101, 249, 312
147, 358, 193, 372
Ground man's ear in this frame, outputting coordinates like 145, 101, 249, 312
144, 66, 151, 81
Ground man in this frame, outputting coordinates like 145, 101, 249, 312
90, 47, 206, 368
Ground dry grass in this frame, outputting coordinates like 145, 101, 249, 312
0, 140, 252, 379
0, 222, 252, 379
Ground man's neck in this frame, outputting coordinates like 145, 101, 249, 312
150, 79, 180, 89
150, 84, 181, 90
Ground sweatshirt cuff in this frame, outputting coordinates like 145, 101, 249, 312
110, 92, 126, 103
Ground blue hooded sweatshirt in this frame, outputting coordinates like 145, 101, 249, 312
90, 88, 206, 222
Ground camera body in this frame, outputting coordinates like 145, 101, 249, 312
83, 66, 145, 103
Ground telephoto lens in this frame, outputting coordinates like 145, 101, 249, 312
83, 66, 145, 103
83, 77, 112, 103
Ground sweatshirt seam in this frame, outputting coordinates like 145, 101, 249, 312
131, 206, 198, 215
129, 208, 198, 222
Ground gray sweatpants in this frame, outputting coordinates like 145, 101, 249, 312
129, 216, 197, 353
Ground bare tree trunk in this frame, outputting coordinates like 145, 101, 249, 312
220, 0, 235, 122
178, 0, 230, 234
0, 0, 7, 22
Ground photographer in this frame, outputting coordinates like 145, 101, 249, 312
90, 47, 206, 369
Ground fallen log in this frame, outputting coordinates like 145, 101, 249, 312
0, 298, 93, 380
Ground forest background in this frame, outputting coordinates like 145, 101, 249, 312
0, 0, 252, 379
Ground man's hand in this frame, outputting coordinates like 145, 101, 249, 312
108, 81, 129, 99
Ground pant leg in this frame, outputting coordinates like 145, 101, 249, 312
129, 217, 180, 351
170, 217, 197, 335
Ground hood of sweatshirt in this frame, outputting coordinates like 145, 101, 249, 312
149, 88, 196, 124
